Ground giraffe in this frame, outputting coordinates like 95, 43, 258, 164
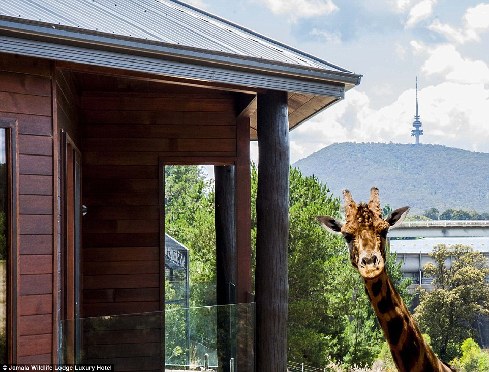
317, 187, 453, 372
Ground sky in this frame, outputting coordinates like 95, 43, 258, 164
184, 0, 489, 163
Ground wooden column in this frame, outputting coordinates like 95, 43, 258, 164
215, 165, 236, 370
236, 115, 252, 304
255, 90, 289, 371
236, 115, 253, 372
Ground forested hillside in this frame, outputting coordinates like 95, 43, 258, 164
293, 143, 489, 214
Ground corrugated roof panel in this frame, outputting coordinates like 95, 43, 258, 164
0, 0, 347, 72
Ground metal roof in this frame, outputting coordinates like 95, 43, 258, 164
0, 0, 355, 76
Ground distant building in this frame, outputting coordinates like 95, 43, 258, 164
390, 236, 489, 347
411, 77, 424, 144
390, 237, 489, 289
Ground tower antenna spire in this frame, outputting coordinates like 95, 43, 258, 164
411, 76, 423, 144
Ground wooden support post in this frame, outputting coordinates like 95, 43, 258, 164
255, 90, 289, 371
236, 115, 253, 372
215, 165, 236, 371
236, 115, 252, 303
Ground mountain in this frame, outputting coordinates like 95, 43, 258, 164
293, 143, 489, 214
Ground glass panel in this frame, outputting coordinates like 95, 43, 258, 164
60, 304, 255, 371
0, 129, 7, 363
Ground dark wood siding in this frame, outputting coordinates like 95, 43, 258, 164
0, 53, 54, 363
79, 89, 236, 371
81, 90, 236, 318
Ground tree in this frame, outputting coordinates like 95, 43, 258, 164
414, 244, 489, 361
267, 167, 411, 368
164, 165, 216, 306
424, 207, 440, 220
450, 338, 489, 372
165, 165, 412, 368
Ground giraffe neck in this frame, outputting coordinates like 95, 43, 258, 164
364, 270, 451, 372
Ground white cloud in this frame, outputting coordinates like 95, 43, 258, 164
405, 0, 437, 28
290, 78, 489, 162
256, 0, 338, 20
414, 43, 489, 84
428, 3, 489, 44
310, 28, 342, 44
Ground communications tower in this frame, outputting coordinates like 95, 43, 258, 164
411, 77, 423, 144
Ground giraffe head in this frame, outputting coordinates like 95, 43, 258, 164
318, 187, 409, 280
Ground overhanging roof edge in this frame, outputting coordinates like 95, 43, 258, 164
0, 34, 350, 97
0, 16, 362, 88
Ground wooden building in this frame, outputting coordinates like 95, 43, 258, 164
0, 0, 361, 370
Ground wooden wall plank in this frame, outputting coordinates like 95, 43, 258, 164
0, 53, 51, 76
0, 91, 51, 116
19, 215, 53, 235
20, 274, 53, 295
18, 354, 52, 364
19, 315, 53, 336
82, 194, 158, 207
84, 274, 159, 289
83, 109, 234, 125
84, 247, 159, 262
20, 195, 52, 215
19, 175, 53, 195
83, 124, 236, 139
84, 219, 159, 234
84, 166, 158, 179
81, 96, 234, 112
16, 114, 52, 136
86, 206, 159, 221
20, 255, 53, 275
83, 302, 160, 318
83, 138, 235, 152
84, 233, 159, 248
84, 261, 159, 276
19, 235, 52, 255
19, 154, 53, 176
19, 134, 53, 156
0, 71, 52, 96
18, 334, 52, 357
19, 294, 53, 316
83, 179, 158, 194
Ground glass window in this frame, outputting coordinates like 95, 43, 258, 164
0, 128, 7, 362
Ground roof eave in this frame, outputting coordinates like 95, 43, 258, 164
0, 16, 362, 89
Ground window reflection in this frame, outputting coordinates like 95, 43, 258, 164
0, 128, 7, 362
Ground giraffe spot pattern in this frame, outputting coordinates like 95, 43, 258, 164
387, 316, 403, 346
377, 287, 394, 314
371, 278, 382, 297
399, 329, 420, 371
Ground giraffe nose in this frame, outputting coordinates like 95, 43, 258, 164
360, 253, 381, 268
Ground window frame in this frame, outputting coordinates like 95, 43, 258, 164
0, 117, 18, 363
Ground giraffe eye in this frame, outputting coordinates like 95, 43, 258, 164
343, 233, 354, 243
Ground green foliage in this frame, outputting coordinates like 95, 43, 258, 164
165, 164, 413, 368
414, 244, 489, 361
450, 338, 489, 372
278, 167, 411, 368
165, 165, 216, 306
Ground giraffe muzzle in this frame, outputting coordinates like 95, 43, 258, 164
358, 252, 384, 278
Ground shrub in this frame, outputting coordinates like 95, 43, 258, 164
450, 338, 489, 372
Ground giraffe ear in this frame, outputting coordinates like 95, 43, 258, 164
385, 206, 410, 228
317, 216, 343, 234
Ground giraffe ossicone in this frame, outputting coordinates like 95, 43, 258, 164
318, 187, 454, 372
